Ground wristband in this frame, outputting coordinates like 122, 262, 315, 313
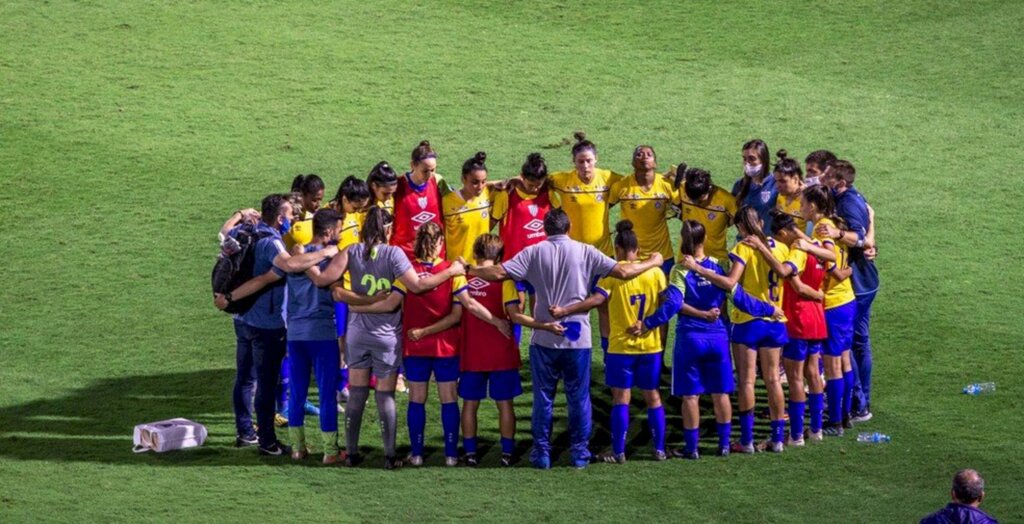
224, 292, 233, 303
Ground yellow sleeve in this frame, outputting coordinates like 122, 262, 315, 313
549, 187, 562, 208
491, 190, 509, 220
730, 242, 753, 266
722, 189, 738, 221
501, 280, 521, 305
451, 275, 468, 292
654, 267, 668, 293
787, 247, 808, 274
393, 279, 408, 293
596, 275, 615, 297
607, 170, 625, 187
608, 179, 623, 206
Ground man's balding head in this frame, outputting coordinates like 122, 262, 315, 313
952, 469, 985, 506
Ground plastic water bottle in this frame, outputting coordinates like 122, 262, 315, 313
962, 382, 996, 395
856, 432, 891, 443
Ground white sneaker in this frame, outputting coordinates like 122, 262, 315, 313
786, 436, 806, 447
406, 454, 423, 467
445, 456, 459, 467
806, 430, 823, 442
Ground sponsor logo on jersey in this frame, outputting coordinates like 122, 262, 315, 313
524, 218, 544, 233
412, 211, 437, 226
528, 204, 538, 217
760, 190, 772, 204
417, 196, 429, 209
708, 212, 717, 220
467, 277, 489, 291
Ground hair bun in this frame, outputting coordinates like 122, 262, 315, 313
527, 152, 544, 163
474, 151, 487, 163
573, 131, 587, 142
615, 219, 635, 234
776, 149, 789, 160
418, 140, 431, 148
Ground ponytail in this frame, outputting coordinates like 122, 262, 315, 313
291, 173, 325, 197
522, 152, 548, 181
570, 131, 597, 158
359, 206, 393, 260
413, 222, 445, 261
734, 206, 769, 244
679, 219, 706, 257
613, 220, 638, 254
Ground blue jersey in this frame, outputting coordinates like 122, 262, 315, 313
732, 174, 779, 234
835, 185, 879, 295
285, 244, 336, 341
239, 222, 287, 330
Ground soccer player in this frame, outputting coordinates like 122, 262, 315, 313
329, 207, 466, 469
282, 174, 325, 250
645, 220, 780, 458
442, 151, 494, 263
805, 184, 857, 436
549, 220, 668, 463
732, 139, 778, 234
609, 146, 678, 275
774, 150, 808, 234
676, 167, 737, 264
684, 206, 791, 453
459, 234, 527, 467
368, 161, 399, 213
391, 141, 450, 259
353, 223, 510, 467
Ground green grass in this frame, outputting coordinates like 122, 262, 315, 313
2, 0, 1023, 521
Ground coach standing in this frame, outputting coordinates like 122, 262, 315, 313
467, 209, 662, 469
816, 160, 878, 422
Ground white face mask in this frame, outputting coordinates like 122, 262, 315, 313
744, 163, 761, 177
805, 176, 821, 187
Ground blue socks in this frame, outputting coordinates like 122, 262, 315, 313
788, 401, 806, 441
740, 410, 754, 446
463, 436, 477, 455
500, 437, 515, 455
648, 406, 666, 453
771, 420, 785, 443
337, 368, 348, 392
843, 370, 855, 418
826, 378, 844, 425
808, 393, 824, 433
408, 401, 426, 456
684, 428, 699, 455
716, 422, 731, 450
441, 402, 460, 458
601, 337, 609, 352
611, 404, 629, 455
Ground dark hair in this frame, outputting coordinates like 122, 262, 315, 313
633, 145, 656, 161
312, 208, 341, 238
734, 206, 768, 243
734, 139, 771, 203
260, 194, 289, 225
333, 176, 370, 211
290, 174, 325, 197
614, 220, 639, 254
543, 208, 571, 236
828, 159, 857, 185
571, 131, 597, 159
522, 152, 549, 181
679, 219, 706, 257
805, 149, 838, 170
462, 151, 487, 177
802, 184, 837, 220
683, 167, 713, 202
773, 149, 803, 180
472, 233, 504, 263
769, 209, 797, 235
413, 222, 444, 261
411, 140, 436, 163
359, 206, 394, 259
952, 470, 985, 504
368, 161, 399, 189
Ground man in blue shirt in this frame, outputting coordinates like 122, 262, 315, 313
921, 469, 998, 524
215, 194, 338, 456
815, 160, 879, 421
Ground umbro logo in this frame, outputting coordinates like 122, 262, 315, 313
412, 211, 437, 225
467, 278, 489, 290
524, 219, 544, 232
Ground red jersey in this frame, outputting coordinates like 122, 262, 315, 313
782, 247, 827, 340
398, 259, 466, 358
391, 173, 444, 260
498, 189, 551, 261
461, 278, 522, 372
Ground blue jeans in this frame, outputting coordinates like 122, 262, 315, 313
529, 344, 592, 467
232, 319, 257, 437
851, 290, 876, 412
234, 319, 287, 446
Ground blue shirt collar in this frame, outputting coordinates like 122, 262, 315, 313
405, 172, 429, 192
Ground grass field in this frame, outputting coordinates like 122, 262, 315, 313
2, 0, 1023, 521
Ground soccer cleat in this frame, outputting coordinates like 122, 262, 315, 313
383, 455, 402, 470
597, 451, 626, 464
806, 430, 824, 442
406, 454, 424, 467
730, 441, 756, 454
304, 401, 320, 416
653, 450, 668, 461
850, 409, 873, 423
291, 447, 310, 461
274, 413, 288, 427
322, 452, 345, 466
716, 446, 730, 457
500, 453, 514, 467
786, 436, 806, 447
464, 453, 479, 467
445, 456, 459, 467
235, 433, 258, 447
257, 441, 291, 456
530, 455, 551, 470
842, 415, 853, 429
766, 441, 784, 453
823, 423, 845, 437
344, 452, 365, 467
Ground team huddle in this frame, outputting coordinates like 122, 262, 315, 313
213, 132, 880, 469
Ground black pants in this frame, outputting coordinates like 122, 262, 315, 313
234, 320, 287, 447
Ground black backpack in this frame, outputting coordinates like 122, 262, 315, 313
211, 224, 278, 314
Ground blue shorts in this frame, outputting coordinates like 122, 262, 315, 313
731, 319, 788, 349
404, 356, 460, 383
661, 257, 675, 277
672, 333, 734, 396
334, 301, 348, 338
782, 339, 824, 361
604, 352, 662, 390
824, 301, 856, 357
458, 369, 523, 401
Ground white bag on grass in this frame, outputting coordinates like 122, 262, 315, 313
132, 418, 208, 453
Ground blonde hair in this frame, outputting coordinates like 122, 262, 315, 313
413, 222, 445, 261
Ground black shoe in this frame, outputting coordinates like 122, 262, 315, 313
344, 452, 365, 467
236, 433, 259, 447
258, 441, 291, 456
842, 414, 854, 429
500, 453, 514, 467
383, 455, 401, 470
823, 423, 845, 437
464, 453, 479, 467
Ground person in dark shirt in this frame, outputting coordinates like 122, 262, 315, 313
921, 469, 998, 524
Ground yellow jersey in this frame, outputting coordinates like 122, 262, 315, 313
679, 186, 737, 262
812, 218, 856, 309
549, 168, 623, 255
283, 209, 315, 251
377, 196, 394, 213
596, 262, 668, 354
608, 175, 680, 259
729, 238, 789, 324
337, 211, 364, 289
775, 192, 807, 233
442, 188, 493, 262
